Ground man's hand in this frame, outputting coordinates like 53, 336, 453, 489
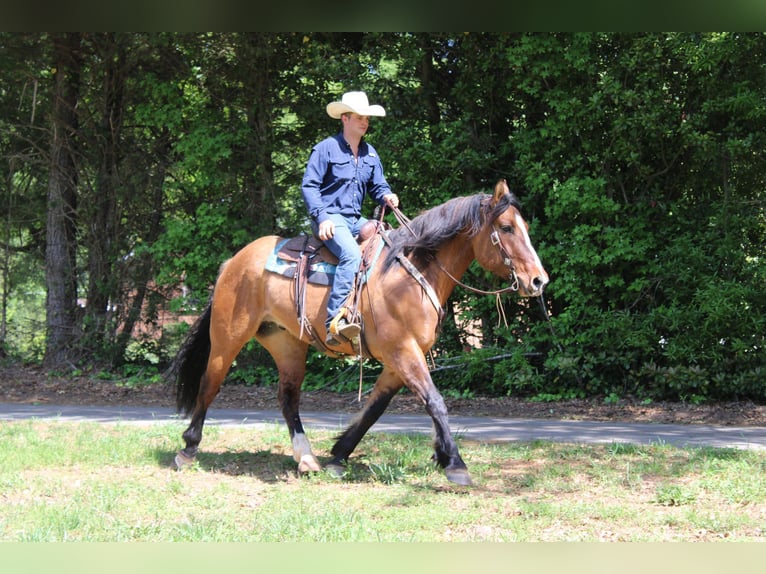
318, 219, 335, 241
384, 194, 400, 209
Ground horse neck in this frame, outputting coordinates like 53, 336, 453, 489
422, 234, 476, 305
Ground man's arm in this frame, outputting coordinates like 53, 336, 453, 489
301, 147, 329, 225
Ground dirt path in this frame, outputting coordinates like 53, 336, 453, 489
1, 364, 765, 427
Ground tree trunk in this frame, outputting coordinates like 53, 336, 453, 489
44, 33, 82, 369
115, 140, 170, 358
1, 162, 12, 356
240, 33, 276, 232
85, 33, 126, 351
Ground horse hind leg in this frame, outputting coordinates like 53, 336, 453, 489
292, 432, 321, 473
176, 409, 206, 469
175, 365, 228, 470
257, 327, 321, 474
175, 311, 253, 470
283, 374, 323, 473
175, 347, 237, 467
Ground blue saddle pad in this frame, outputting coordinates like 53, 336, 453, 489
265, 238, 337, 286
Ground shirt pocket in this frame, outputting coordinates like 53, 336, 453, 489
327, 155, 354, 183
356, 156, 374, 183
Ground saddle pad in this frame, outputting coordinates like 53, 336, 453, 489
265, 238, 336, 286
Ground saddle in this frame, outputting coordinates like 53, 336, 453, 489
276, 218, 382, 263
267, 220, 388, 352
276, 235, 336, 266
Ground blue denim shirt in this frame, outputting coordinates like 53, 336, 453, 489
301, 133, 392, 225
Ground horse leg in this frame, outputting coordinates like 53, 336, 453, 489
175, 359, 230, 469
176, 406, 206, 468
175, 305, 255, 470
327, 367, 404, 476
396, 347, 473, 486
423, 385, 472, 486
257, 329, 320, 473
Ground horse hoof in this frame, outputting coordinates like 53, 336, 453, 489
298, 454, 322, 474
324, 462, 346, 479
445, 468, 473, 486
173, 450, 195, 470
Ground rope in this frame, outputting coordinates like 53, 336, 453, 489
537, 294, 565, 353
358, 355, 364, 402
495, 292, 509, 328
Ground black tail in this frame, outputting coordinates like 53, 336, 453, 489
167, 303, 212, 416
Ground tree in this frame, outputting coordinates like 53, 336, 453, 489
0, 34, 49, 359
44, 33, 82, 368
0, 32, 761, 402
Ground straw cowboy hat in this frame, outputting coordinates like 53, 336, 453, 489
326, 91, 386, 119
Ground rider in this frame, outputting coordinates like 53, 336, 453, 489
301, 91, 399, 346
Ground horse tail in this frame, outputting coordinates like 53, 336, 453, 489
169, 301, 213, 416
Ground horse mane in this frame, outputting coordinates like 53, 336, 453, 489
382, 191, 521, 272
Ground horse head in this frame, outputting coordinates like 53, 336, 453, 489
474, 180, 549, 297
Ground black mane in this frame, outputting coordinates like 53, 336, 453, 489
382, 191, 521, 272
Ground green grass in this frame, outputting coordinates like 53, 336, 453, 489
1, 420, 765, 541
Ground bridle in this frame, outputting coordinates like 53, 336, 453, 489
433, 225, 519, 296
489, 227, 520, 292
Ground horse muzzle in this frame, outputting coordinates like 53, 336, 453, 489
519, 271, 549, 298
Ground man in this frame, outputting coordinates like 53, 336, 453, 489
301, 91, 399, 346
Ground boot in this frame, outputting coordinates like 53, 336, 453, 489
326, 311, 361, 346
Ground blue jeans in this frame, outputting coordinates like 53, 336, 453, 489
313, 213, 367, 326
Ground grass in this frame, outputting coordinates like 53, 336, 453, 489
1, 420, 765, 541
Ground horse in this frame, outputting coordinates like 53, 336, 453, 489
170, 179, 549, 486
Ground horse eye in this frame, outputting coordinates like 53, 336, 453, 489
500, 225, 514, 234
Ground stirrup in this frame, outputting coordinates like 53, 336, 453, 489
329, 309, 361, 340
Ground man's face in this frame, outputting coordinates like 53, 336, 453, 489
343, 113, 370, 137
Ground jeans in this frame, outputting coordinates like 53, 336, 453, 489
312, 213, 367, 326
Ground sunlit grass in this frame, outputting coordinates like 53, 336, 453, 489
1, 421, 765, 541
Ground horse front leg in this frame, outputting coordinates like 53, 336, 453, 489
398, 348, 473, 486
422, 386, 472, 486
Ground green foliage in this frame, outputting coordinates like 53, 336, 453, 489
497, 32, 766, 403
655, 484, 698, 507
123, 339, 163, 366
2, 270, 46, 362
1, 33, 764, 404
431, 349, 500, 399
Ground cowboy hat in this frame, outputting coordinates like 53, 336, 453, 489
326, 91, 386, 119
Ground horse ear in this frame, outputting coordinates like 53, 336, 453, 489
492, 179, 510, 205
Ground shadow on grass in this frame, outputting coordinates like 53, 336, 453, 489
152, 446, 453, 488
152, 448, 298, 483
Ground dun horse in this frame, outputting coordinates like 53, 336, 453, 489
171, 180, 548, 485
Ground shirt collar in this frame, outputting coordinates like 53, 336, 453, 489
334, 132, 365, 153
